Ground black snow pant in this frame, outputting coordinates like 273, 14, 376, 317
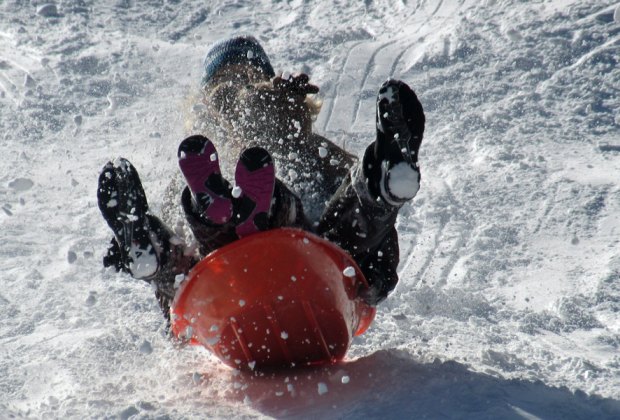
317, 163, 401, 305
143, 148, 406, 322
180, 159, 402, 307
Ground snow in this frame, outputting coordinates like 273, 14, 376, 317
231, 185, 242, 198
386, 161, 420, 200
127, 244, 158, 279
36, 4, 59, 18
8, 178, 34, 192
1, 0, 619, 419
343, 266, 356, 278
174, 273, 185, 289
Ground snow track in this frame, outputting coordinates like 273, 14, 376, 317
1, 0, 619, 418
320, 0, 473, 137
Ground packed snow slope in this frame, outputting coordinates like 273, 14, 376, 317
1, 0, 619, 418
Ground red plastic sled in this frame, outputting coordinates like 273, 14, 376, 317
170, 228, 376, 371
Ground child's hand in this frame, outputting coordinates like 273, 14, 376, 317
272, 73, 319, 97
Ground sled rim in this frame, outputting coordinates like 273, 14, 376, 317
170, 228, 376, 369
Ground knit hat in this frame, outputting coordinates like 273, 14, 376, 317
202, 36, 275, 87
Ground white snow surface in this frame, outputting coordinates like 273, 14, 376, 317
1, 0, 619, 418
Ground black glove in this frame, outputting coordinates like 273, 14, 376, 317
102, 237, 129, 274
272, 73, 319, 97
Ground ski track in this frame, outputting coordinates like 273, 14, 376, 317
532, 181, 560, 235
335, 0, 475, 138
1, 0, 620, 418
349, 40, 391, 129
319, 40, 364, 134
326, 0, 458, 135
397, 174, 474, 293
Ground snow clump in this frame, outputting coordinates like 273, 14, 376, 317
343, 266, 356, 277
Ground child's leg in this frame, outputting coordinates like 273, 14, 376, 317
178, 135, 234, 225
234, 149, 310, 233
366, 79, 424, 206
179, 185, 238, 256
317, 169, 401, 305
178, 135, 238, 255
98, 159, 195, 319
318, 79, 425, 305
178, 135, 310, 255
232, 146, 277, 237
181, 178, 309, 254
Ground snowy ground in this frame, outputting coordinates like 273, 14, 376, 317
1, 0, 619, 418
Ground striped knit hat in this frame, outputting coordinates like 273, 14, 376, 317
202, 36, 275, 87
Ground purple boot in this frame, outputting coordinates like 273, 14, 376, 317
178, 135, 233, 225
232, 147, 276, 238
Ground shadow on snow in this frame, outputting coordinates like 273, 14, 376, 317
227, 349, 620, 419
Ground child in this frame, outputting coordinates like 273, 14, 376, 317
97, 36, 425, 320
